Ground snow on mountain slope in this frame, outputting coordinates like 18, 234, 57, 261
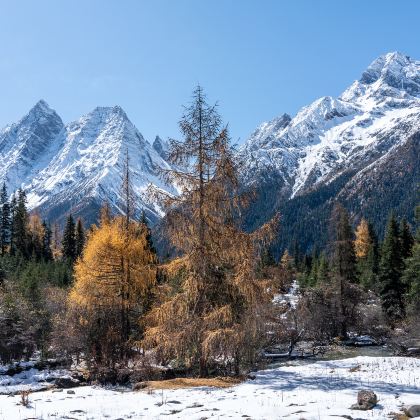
26, 106, 175, 222
0, 100, 65, 194
1, 51, 418, 227
0, 102, 175, 224
239, 52, 420, 198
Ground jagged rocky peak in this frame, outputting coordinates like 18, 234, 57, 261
360, 52, 413, 85
342, 52, 420, 103
153, 135, 169, 159
0, 100, 65, 192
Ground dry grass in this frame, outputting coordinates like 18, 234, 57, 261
145, 376, 243, 390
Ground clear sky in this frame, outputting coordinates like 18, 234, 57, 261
1, 0, 420, 144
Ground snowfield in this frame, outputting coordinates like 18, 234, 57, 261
1, 356, 419, 419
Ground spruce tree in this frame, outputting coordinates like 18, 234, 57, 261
379, 213, 405, 322
41, 221, 53, 261
62, 214, 76, 262
11, 189, 29, 258
400, 219, 414, 260
402, 206, 420, 312
0, 183, 11, 255
9, 194, 17, 255
261, 247, 276, 267
328, 203, 357, 338
75, 218, 85, 259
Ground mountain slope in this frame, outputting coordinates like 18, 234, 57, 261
0, 100, 65, 194
0, 102, 175, 226
239, 52, 420, 253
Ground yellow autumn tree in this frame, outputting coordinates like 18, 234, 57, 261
68, 216, 156, 367
143, 86, 277, 376
354, 218, 371, 258
280, 249, 293, 270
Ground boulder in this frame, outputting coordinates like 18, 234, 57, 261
55, 377, 80, 389
404, 405, 420, 418
350, 390, 377, 410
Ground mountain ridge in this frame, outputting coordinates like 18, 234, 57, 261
0, 51, 418, 251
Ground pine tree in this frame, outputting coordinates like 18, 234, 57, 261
400, 219, 414, 260
28, 214, 44, 260
41, 221, 53, 261
379, 213, 405, 323
0, 183, 11, 255
328, 203, 357, 338
9, 194, 17, 255
402, 206, 420, 312
62, 214, 76, 262
261, 247, 276, 267
75, 219, 85, 259
11, 189, 29, 257
317, 253, 330, 284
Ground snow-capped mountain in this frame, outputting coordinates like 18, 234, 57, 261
239, 51, 420, 200
0, 102, 174, 225
239, 51, 420, 251
0, 51, 418, 241
0, 100, 65, 194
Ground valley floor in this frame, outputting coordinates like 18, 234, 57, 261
1, 356, 419, 420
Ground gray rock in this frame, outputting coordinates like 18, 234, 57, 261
350, 390, 377, 410
55, 377, 80, 389
66, 390, 75, 394
404, 405, 420, 417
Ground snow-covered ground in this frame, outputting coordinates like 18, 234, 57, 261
1, 356, 419, 419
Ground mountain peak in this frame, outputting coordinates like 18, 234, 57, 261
360, 51, 412, 85
153, 135, 169, 159
27, 99, 60, 119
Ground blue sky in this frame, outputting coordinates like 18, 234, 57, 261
1, 0, 420, 144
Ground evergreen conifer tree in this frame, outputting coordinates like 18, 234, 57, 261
0, 183, 11, 255
400, 219, 414, 260
402, 206, 420, 312
11, 189, 29, 257
328, 203, 357, 338
75, 218, 85, 259
41, 221, 53, 261
379, 213, 405, 322
62, 214, 76, 262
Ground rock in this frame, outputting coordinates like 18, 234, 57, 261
350, 390, 377, 410
132, 382, 148, 391
404, 405, 420, 417
55, 377, 80, 388
247, 374, 256, 380
66, 390, 75, 394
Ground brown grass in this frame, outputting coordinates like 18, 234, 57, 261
145, 376, 243, 390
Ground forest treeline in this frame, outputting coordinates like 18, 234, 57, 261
0, 87, 419, 381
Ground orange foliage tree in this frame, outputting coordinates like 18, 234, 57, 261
68, 216, 156, 367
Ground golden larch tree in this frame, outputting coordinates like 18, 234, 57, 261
143, 86, 277, 376
69, 216, 156, 367
354, 218, 372, 259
